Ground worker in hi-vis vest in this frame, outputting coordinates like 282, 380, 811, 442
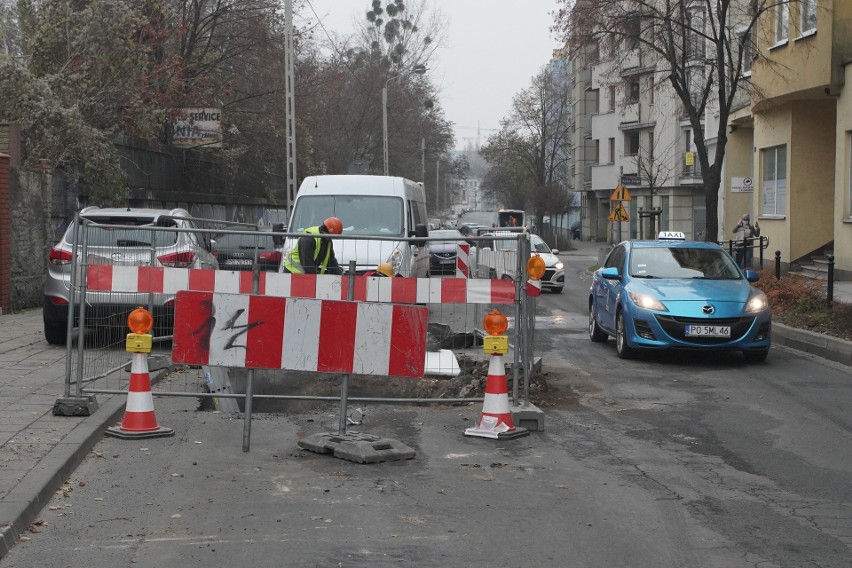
283, 217, 344, 274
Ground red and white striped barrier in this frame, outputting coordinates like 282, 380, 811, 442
456, 243, 470, 278
171, 291, 428, 377
87, 265, 515, 304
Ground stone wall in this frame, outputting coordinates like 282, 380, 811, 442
10, 168, 52, 310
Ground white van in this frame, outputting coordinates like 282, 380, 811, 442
283, 175, 430, 277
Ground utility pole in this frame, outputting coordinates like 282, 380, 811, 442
284, 0, 297, 214
436, 160, 440, 212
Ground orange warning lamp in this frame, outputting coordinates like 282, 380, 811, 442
527, 255, 546, 280
483, 309, 509, 336
128, 308, 154, 333
126, 308, 154, 353
482, 310, 510, 354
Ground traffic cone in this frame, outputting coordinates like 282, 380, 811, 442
465, 353, 529, 439
106, 352, 174, 439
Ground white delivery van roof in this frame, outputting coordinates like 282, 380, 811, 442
298, 175, 423, 198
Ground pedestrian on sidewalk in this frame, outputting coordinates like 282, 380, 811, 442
732, 213, 760, 268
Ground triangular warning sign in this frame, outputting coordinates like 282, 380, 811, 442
609, 203, 629, 222
610, 184, 632, 201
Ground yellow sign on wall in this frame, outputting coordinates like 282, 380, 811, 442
685, 151, 694, 166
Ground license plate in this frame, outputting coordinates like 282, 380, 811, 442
685, 325, 730, 337
441, 258, 455, 264
226, 259, 253, 266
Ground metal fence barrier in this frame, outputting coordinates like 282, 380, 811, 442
57, 221, 538, 415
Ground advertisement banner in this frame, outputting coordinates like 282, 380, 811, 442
170, 108, 223, 149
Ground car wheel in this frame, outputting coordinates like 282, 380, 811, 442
44, 322, 67, 346
589, 302, 608, 342
743, 349, 769, 363
615, 309, 634, 359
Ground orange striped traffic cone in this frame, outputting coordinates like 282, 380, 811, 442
106, 352, 174, 439
465, 354, 529, 439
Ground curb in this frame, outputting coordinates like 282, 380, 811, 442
772, 322, 852, 367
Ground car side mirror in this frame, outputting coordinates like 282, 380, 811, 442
272, 223, 286, 248
551, 249, 560, 255
744, 269, 760, 282
601, 266, 621, 280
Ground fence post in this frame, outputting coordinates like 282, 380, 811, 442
826, 254, 834, 308
775, 250, 781, 280
759, 236, 765, 267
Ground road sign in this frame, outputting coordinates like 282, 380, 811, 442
609, 203, 629, 222
610, 184, 632, 201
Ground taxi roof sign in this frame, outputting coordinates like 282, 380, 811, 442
657, 231, 686, 240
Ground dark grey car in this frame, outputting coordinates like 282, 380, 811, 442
428, 229, 463, 275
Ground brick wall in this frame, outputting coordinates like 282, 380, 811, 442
0, 154, 9, 314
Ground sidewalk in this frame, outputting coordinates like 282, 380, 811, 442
1, 258, 851, 559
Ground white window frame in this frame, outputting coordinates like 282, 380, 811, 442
761, 145, 787, 217
800, 0, 817, 36
737, 27, 754, 76
774, 3, 788, 45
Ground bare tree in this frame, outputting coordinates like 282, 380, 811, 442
555, 0, 798, 241
481, 66, 573, 230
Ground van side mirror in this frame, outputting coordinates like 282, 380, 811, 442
410, 223, 428, 246
272, 223, 286, 248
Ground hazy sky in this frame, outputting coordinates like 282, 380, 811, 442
300, 0, 562, 150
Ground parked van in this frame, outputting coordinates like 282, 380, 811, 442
283, 175, 429, 277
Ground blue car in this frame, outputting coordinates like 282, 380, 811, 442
589, 233, 771, 362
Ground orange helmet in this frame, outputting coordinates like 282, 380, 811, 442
323, 217, 343, 235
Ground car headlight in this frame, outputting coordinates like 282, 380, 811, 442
628, 290, 667, 311
387, 248, 403, 274
554, 261, 563, 270
745, 290, 769, 313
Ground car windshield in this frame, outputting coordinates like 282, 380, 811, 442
290, 195, 404, 237
430, 230, 462, 246
66, 217, 179, 247
630, 246, 742, 279
214, 233, 275, 249
531, 236, 552, 254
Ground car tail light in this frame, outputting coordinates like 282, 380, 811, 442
260, 251, 282, 264
48, 296, 69, 305
49, 248, 73, 265
157, 251, 195, 268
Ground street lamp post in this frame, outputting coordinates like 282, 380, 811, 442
383, 64, 427, 176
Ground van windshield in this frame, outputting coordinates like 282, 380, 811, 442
290, 195, 404, 237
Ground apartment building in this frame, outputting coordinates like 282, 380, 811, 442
727, 0, 852, 278
567, 11, 711, 243
565, 0, 851, 278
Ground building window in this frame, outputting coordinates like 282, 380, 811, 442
647, 131, 655, 163
626, 132, 640, 156
609, 85, 616, 112
774, 3, 788, 44
761, 145, 787, 216
647, 76, 655, 105
594, 139, 600, 164
628, 81, 640, 103
801, 0, 816, 34
609, 138, 615, 163
738, 28, 754, 74
624, 17, 641, 50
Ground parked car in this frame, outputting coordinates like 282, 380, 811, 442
589, 232, 771, 361
42, 207, 218, 344
427, 229, 464, 276
213, 231, 281, 272
491, 232, 564, 293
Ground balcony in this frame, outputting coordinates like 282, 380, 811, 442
680, 152, 703, 180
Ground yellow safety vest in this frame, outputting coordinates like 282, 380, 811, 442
283, 226, 333, 274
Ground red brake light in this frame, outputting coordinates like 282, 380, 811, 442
157, 251, 195, 268
260, 251, 282, 264
49, 248, 73, 265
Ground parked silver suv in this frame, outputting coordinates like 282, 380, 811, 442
43, 207, 218, 344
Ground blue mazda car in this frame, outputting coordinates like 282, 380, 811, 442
589, 232, 771, 362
